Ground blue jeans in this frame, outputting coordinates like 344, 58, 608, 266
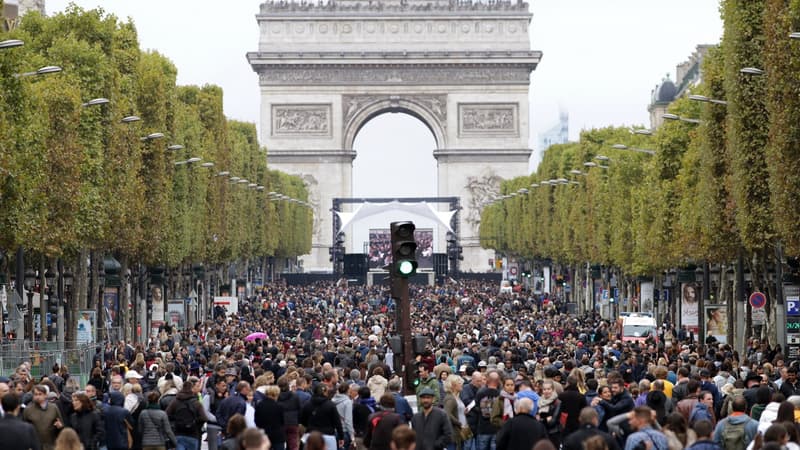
176, 435, 199, 450
462, 438, 476, 450
475, 434, 495, 450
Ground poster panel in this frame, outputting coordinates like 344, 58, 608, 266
415, 228, 434, 270
77, 309, 96, 344
705, 304, 728, 344
368, 228, 391, 269
103, 287, 119, 326
640, 282, 654, 315
151, 285, 165, 322
167, 300, 185, 328
680, 282, 699, 335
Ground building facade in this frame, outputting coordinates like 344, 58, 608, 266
647, 45, 713, 129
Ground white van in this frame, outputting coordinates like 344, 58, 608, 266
621, 314, 658, 343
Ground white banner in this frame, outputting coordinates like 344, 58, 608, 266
640, 282, 654, 315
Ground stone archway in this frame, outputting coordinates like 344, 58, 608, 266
342, 95, 448, 150
247, 0, 542, 272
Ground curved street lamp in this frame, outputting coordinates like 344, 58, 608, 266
0, 39, 24, 50
740, 67, 764, 75
15, 65, 63, 78
82, 98, 110, 107
662, 113, 701, 124
688, 94, 727, 106
140, 132, 165, 142
611, 144, 655, 155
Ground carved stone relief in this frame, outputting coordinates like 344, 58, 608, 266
301, 174, 323, 239
264, 19, 522, 38
459, 103, 518, 136
342, 94, 446, 128
464, 172, 503, 230
261, 66, 532, 86
272, 104, 332, 136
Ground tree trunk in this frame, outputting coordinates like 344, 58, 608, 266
119, 254, 129, 342
39, 258, 47, 341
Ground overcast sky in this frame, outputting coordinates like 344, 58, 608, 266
45, 0, 724, 251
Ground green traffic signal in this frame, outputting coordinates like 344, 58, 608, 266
397, 259, 417, 277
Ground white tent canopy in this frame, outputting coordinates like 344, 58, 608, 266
335, 201, 456, 234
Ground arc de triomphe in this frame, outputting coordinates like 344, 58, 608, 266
248, 0, 541, 273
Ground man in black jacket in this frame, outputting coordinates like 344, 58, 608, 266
254, 386, 286, 450
592, 379, 634, 420
0, 393, 41, 450
496, 397, 546, 450
562, 407, 620, 450
410, 388, 452, 450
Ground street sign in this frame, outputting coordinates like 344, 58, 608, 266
753, 308, 767, 325
509, 266, 518, 276
787, 296, 800, 316
749, 291, 766, 309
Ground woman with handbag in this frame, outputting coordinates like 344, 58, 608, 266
442, 375, 469, 450
138, 390, 177, 450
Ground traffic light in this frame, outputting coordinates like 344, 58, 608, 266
390, 221, 418, 278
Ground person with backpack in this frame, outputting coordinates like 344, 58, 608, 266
364, 394, 404, 450
713, 396, 758, 450
166, 379, 208, 450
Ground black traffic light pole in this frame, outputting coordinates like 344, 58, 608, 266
389, 221, 418, 395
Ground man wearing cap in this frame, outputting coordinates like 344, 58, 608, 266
125, 369, 143, 385
410, 388, 452, 450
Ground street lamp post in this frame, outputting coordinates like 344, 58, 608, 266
44, 268, 55, 341
23, 268, 35, 341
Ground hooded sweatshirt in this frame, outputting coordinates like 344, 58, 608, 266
103, 391, 131, 450
332, 392, 354, 438
300, 395, 344, 439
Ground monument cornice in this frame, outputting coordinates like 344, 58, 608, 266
433, 148, 532, 163
250, 60, 539, 86
267, 148, 357, 163
258, 1, 531, 17
247, 50, 541, 62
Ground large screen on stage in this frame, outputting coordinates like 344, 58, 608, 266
368, 228, 434, 270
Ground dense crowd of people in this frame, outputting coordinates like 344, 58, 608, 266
0, 279, 796, 450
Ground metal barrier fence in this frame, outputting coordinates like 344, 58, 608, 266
0, 341, 96, 386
